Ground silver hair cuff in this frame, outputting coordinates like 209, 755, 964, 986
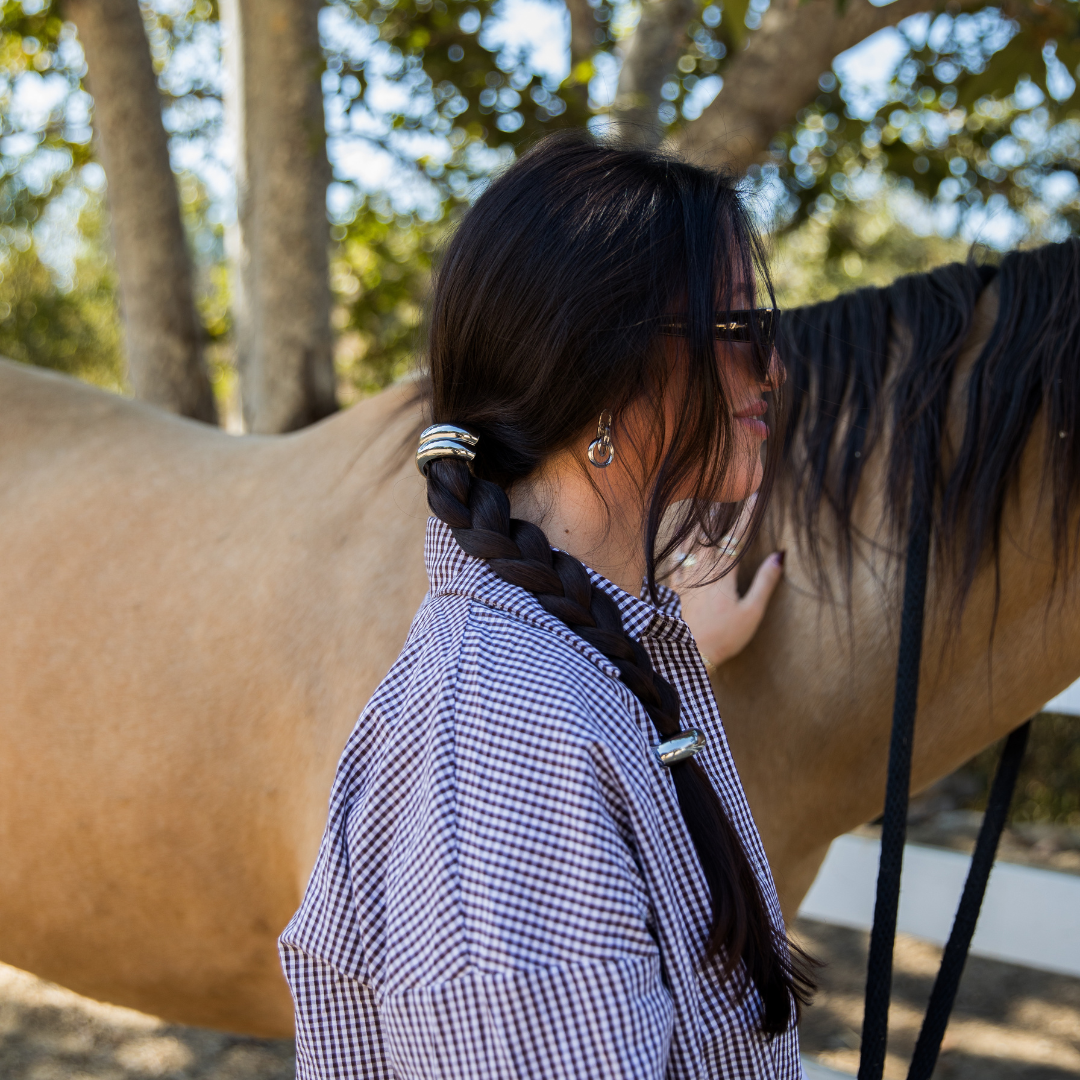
653, 728, 707, 767
416, 424, 479, 476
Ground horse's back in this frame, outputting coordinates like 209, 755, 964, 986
0, 359, 429, 1034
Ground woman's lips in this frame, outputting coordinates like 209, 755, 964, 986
734, 401, 769, 439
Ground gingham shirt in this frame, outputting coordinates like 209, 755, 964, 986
280, 517, 802, 1079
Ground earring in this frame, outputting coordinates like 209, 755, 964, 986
588, 410, 615, 468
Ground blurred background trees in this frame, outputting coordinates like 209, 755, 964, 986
1, 0, 1078, 430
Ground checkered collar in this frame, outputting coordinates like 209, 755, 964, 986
424, 516, 691, 649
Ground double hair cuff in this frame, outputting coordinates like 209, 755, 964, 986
416, 424, 479, 476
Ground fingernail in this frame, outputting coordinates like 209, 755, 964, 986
774, 550, 786, 567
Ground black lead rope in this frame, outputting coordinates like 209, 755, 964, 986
906, 719, 1031, 1079
857, 504, 1031, 1080
857, 504, 931, 1080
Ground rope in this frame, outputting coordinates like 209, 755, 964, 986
906, 719, 1031, 1080
857, 500, 1031, 1080
858, 502, 931, 1080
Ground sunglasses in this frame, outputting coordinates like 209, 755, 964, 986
659, 308, 776, 345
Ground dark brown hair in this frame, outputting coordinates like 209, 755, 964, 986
422, 131, 813, 1034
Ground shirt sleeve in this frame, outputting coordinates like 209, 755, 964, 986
281, 607, 677, 1079
381, 954, 673, 1079
283, 936, 672, 1080
281, 741, 676, 1080
281, 941, 394, 1080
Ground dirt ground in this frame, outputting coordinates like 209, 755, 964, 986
796, 918, 1080, 1078
0, 963, 296, 1080
4, 783, 1079, 1080
795, 797, 1080, 1077
3, 914, 1079, 1079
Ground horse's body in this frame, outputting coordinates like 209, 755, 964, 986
2, 241, 1078, 1036
0, 371, 429, 1034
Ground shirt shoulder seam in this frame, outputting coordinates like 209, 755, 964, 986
379, 951, 662, 1001
437, 584, 627, 686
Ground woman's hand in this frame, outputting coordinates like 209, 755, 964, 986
670, 501, 785, 667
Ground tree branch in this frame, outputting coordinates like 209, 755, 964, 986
65, 0, 217, 423
679, 0, 951, 169
612, 0, 697, 144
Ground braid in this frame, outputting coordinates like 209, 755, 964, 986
427, 457, 813, 1035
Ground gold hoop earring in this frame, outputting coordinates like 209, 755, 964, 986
587, 410, 615, 468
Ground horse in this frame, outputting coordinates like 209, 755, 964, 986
724, 238, 1080, 906
1, 238, 1077, 1037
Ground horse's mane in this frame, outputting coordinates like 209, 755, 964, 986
778, 237, 1080, 613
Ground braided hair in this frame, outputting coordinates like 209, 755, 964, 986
423, 132, 814, 1034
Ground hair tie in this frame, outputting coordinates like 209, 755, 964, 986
416, 424, 479, 476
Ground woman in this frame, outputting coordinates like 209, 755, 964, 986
280, 133, 813, 1079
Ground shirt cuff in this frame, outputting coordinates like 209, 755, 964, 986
382, 955, 674, 1080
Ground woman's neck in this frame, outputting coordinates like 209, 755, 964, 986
509, 450, 647, 597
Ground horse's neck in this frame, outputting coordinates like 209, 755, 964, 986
713, 284, 1080, 912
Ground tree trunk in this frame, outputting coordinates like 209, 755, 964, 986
564, 0, 599, 68
679, 0, 970, 169
222, 0, 337, 434
612, 0, 696, 145
66, 0, 217, 424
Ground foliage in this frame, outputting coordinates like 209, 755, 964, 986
138, 0, 223, 158
766, 3, 1080, 239
315, 0, 767, 394
641, 0, 752, 127
322, 0, 594, 211
320, 0, 765, 205
770, 198, 972, 308
958, 712, 1080, 826
0, 2, 124, 394
5, 0, 1080, 415
156, 164, 238, 421
0, 194, 124, 390
330, 204, 444, 400
0, 0, 91, 244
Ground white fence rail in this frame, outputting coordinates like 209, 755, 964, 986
798, 833, 1080, 978
798, 690, 1080, 1075
1044, 679, 1080, 715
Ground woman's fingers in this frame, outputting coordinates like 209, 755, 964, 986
739, 550, 785, 622
677, 551, 785, 668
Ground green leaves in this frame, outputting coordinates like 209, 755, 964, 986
5, 0, 1080, 408
326, 0, 595, 199
330, 205, 443, 398
0, 0, 87, 232
764, 2, 1080, 240
0, 194, 124, 389
956, 2, 1077, 107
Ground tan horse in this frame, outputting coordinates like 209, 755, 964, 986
1, 366, 427, 1036
2, 254, 1077, 1037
